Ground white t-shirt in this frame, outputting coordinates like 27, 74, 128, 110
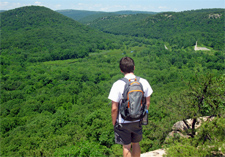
108, 73, 153, 123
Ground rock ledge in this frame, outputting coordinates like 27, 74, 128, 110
141, 149, 165, 157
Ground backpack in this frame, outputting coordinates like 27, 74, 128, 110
119, 76, 146, 121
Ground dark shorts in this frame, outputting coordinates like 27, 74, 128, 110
114, 122, 142, 145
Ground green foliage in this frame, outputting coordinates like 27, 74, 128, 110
1, 6, 124, 63
57, 10, 156, 24
89, 9, 224, 50
173, 74, 225, 119
53, 141, 111, 156
0, 6, 224, 157
162, 74, 225, 156
165, 117, 225, 157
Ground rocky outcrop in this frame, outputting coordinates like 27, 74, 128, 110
172, 116, 215, 131
166, 116, 215, 140
141, 116, 215, 157
141, 149, 165, 157
209, 14, 222, 19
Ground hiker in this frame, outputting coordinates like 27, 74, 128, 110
108, 57, 153, 157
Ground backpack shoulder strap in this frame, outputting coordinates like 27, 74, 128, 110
120, 77, 130, 100
121, 76, 140, 82
136, 76, 141, 82
135, 76, 144, 92
120, 77, 129, 84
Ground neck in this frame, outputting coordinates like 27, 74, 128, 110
124, 72, 134, 76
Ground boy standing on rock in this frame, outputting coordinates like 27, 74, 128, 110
108, 57, 153, 157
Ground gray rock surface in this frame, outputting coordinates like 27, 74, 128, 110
141, 149, 165, 157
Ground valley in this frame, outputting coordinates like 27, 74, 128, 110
0, 6, 224, 156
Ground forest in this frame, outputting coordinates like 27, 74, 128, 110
56, 10, 156, 24
0, 6, 225, 156
89, 9, 224, 50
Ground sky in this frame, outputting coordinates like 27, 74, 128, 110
0, 0, 224, 12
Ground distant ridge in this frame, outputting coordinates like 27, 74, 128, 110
88, 8, 224, 50
114, 10, 157, 15
56, 10, 106, 21
56, 9, 157, 24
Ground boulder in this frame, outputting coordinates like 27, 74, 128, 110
172, 116, 215, 132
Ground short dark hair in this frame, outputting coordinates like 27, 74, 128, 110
120, 57, 135, 74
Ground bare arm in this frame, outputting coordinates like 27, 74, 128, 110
146, 96, 150, 110
111, 101, 118, 126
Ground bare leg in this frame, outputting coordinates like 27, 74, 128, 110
131, 142, 141, 157
123, 144, 131, 157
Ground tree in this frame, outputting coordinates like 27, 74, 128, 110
163, 74, 225, 156
165, 117, 225, 157
169, 74, 224, 137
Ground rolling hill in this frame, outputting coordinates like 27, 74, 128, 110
56, 9, 110, 21
89, 9, 224, 50
1, 6, 123, 63
56, 9, 157, 24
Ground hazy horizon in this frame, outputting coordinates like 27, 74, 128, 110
1, 0, 225, 12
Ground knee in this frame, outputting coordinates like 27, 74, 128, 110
132, 142, 140, 146
132, 142, 140, 150
123, 144, 132, 150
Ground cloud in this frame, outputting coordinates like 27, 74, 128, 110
158, 6, 168, 9
0, 2, 22, 10
0, 1, 44, 10
33, 1, 61, 10
75, 3, 106, 11
0, 1, 9, 7
73, 3, 150, 12
54, 4, 62, 9
0, 1, 62, 11
100, 4, 127, 11
34, 1, 43, 6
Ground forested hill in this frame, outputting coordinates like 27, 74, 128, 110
56, 10, 156, 24
89, 9, 224, 50
56, 10, 112, 22
1, 6, 123, 63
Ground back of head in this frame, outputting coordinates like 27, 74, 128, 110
120, 57, 135, 74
